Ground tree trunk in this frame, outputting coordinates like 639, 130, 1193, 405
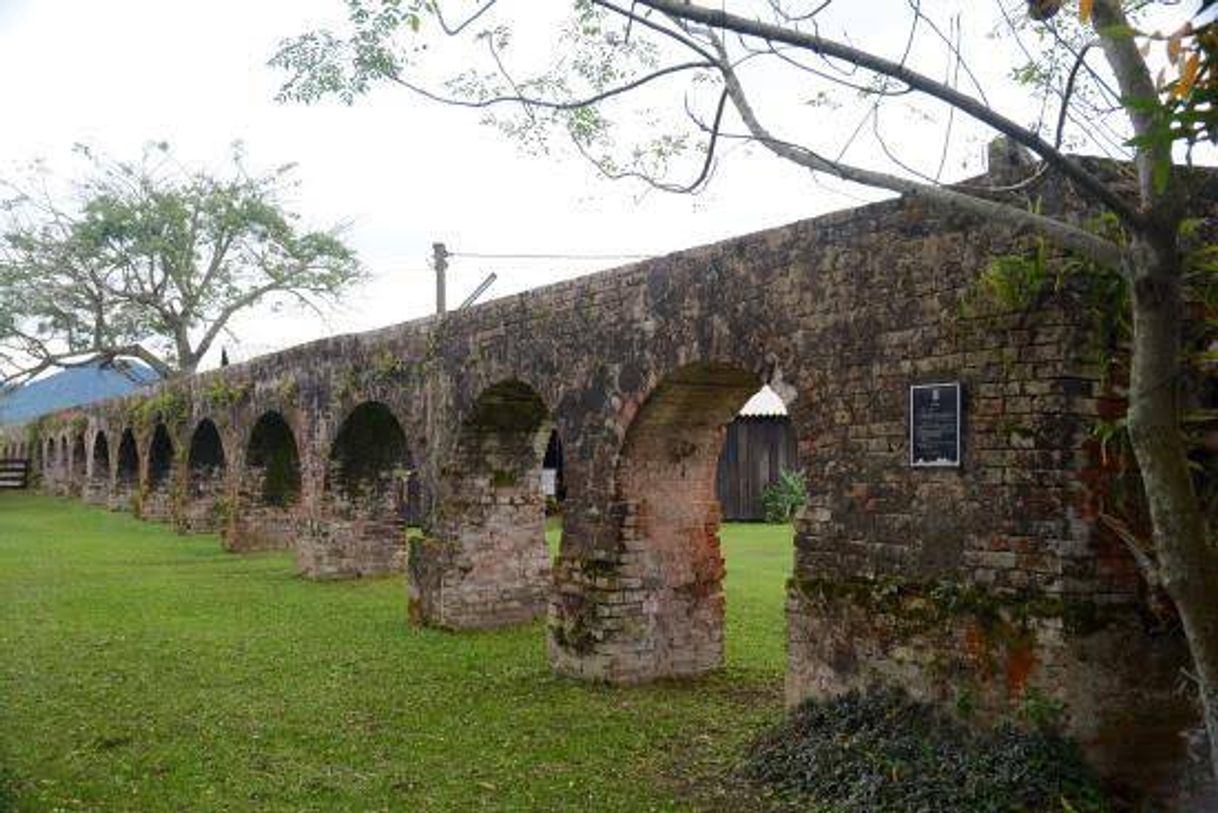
1125, 233, 1218, 778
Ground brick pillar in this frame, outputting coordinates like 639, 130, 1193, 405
82, 433, 110, 506
111, 430, 139, 511
68, 435, 87, 497
223, 462, 298, 552
549, 363, 755, 683
300, 483, 408, 578
297, 403, 411, 579
223, 412, 301, 553
178, 465, 227, 533
409, 381, 552, 629
140, 424, 176, 523
178, 420, 229, 534
410, 466, 551, 628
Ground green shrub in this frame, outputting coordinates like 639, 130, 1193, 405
761, 468, 806, 523
742, 687, 1107, 812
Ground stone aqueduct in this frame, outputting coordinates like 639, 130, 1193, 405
1, 173, 1204, 783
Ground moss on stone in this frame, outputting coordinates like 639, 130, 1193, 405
790, 575, 1115, 638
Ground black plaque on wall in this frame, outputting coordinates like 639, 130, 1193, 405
910, 382, 962, 467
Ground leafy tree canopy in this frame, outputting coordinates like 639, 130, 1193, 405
0, 142, 364, 383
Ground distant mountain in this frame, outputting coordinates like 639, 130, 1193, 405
0, 362, 158, 425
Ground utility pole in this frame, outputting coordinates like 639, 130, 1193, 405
432, 242, 448, 316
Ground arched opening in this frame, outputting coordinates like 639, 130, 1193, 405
70, 433, 87, 496
247, 412, 301, 507
553, 363, 797, 683
56, 436, 68, 493
411, 380, 554, 627
614, 363, 759, 678
183, 419, 227, 533
227, 411, 301, 552
328, 401, 413, 507
306, 401, 415, 577
713, 383, 800, 677
86, 431, 111, 504
715, 384, 799, 521
142, 423, 176, 521
148, 424, 174, 487
542, 428, 565, 558
114, 429, 139, 510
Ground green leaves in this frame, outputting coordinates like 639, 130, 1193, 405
761, 468, 806, 524
0, 143, 364, 383
271, 0, 430, 104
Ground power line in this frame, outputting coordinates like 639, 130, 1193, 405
447, 250, 656, 261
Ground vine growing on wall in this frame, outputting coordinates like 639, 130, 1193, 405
130, 389, 189, 432
975, 210, 1218, 601
205, 379, 251, 411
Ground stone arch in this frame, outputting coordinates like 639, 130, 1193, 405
300, 401, 415, 577
115, 429, 139, 480
55, 436, 69, 495
113, 428, 140, 511
410, 379, 555, 628
226, 411, 301, 552
41, 437, 57, 494
141, 423, 176, 522
542, 428, 566, 506
551, 362, 769, 682
86, 430, 111, 505
181, 419, 227, 533
69, 433, 87, 496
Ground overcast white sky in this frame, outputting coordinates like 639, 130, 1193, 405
0, 1, 1204, 369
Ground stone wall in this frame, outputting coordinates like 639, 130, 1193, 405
2, 163, 1212, 795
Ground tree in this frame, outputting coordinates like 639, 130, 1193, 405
273, 0, 1218, 774
0, 143, 364, 383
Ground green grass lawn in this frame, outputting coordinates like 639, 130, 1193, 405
0, 494, 795, 812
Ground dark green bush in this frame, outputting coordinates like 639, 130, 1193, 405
742, 687, 1107, 812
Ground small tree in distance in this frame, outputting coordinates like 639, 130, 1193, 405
273, 0, 1218, 776
0, 142, 364, 384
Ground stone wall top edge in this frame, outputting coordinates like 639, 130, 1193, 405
7, 192, 922, 434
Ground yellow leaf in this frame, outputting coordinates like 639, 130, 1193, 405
1079, 0, 1093, 23
1173, 52, 1201, 99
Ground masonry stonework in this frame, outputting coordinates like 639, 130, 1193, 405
5, 164, 1213, 796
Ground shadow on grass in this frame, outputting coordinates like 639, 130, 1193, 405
0, 766, 18, 813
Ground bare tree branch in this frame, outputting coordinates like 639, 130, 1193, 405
612, 0, 1144, 226
707, 34, 1124, 270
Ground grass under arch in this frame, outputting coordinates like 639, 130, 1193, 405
0, 493, 793, 812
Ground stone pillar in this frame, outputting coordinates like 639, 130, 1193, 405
223, 463, 297, 552
547, 364, 754, 683
409, 465, 551, 628
408, 380, 553, 629
177, 466, 227, 534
